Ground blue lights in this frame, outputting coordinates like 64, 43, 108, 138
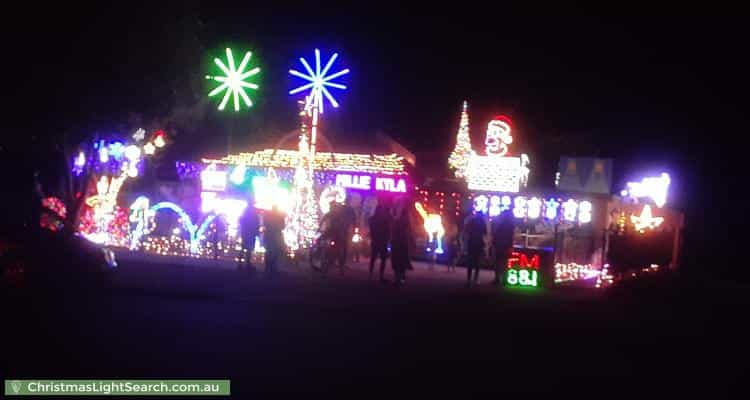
131, 201, 217, 254
289, 49, 350, 113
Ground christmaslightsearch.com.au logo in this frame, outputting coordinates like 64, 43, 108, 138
4, 380, 230, 396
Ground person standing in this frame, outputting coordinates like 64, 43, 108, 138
263, 205, 286, 276
368, 204, 392, 282
491, 209, 515, 285
463, 211, 487, 287
337, 199, 357, 272
390, 200, 413, 287
239, 201, 259, 271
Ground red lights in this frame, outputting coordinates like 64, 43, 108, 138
507, 251, 540, 269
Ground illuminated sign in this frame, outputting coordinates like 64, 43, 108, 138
505, 251, 540, 288
621, 172, 670, 208
334, 173, 407, 193
473, 195, 592, 224
335, 173, 371, 190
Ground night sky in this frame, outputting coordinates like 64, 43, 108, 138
5, 6, 746, 276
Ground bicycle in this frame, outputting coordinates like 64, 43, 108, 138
309, 232, 337, 274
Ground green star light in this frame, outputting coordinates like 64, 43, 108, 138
205, 48, 260, 112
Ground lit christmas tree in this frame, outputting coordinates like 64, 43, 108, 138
284, 99, 319, 253
448, 100, 473, 177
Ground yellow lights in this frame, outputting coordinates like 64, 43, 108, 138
448, 100, 472, 177
630, 205, 664, 233
153, 133, 166, 148
202, 149, 407, 176
415, 202, 446, 254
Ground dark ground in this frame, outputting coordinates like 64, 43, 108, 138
2, 257, 748, 396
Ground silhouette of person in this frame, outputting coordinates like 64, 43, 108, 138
390, 200, 413, 286
239, 201, 259, 271
368, 204, 392, 282
464, 210, 487, 287
263, 205, 286, 276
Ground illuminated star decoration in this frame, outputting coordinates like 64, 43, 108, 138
205, 48, 260, 112
631, 204, 664, 233
289, 49, 349, 113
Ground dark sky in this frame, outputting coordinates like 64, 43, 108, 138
5, 6, 747, 271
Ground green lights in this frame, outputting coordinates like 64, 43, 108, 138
506, 268, 539, 288
205, 48, 260, 112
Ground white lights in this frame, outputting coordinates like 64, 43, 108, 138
124, 145, 141, 162
474, 194, 488, 214
200, 192, 248, 237
630, 204, 664, 233
466, 153, 530, 193
143, 142, 156, 155
489, 195, 502, 217
201, 164, 227, 192
544, 198, 559, 220
99, 147, 109, 163
473, 195, 592, 224
448, 101, 473, 177
527, 197, 542, 219
153, 134, 166, 148
230, 164, 246, 185
562, 199, 578, 222
74, 151, 86, 168
319, 185, 346, 214
578, 201, 592, 224
622, 172, 670, 208
513, 196, 527, 218
251, 172, 292, 212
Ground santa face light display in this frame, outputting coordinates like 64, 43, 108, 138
485, 116, 513, 156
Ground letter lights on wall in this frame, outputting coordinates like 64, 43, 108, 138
472, 195, 592, 224
562, 199, 578, 222
489, 195, 502, 217
474, 194, 488, 214
545, 198, 560, 220
513, 196, 527, 219
578, 201, 592, 224
527, 197, 542, 219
